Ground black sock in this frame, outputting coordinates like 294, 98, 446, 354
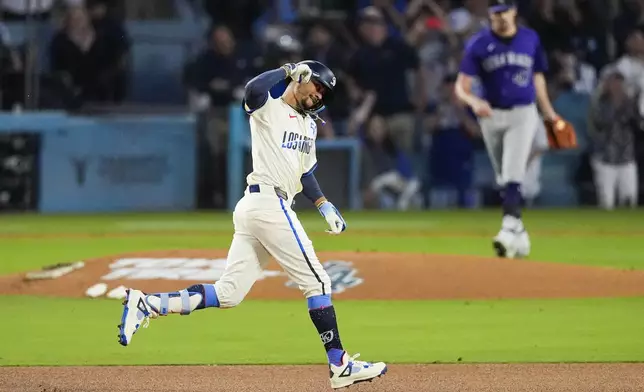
502, 182, 522, 218
309, 306, 344, 365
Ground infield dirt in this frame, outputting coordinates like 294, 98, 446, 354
2, 364, 644, 392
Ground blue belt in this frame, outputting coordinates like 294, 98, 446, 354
248, 184, 288, 201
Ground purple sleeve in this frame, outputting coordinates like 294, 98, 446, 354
533, 36, 548, 73
458, 40, 480, 76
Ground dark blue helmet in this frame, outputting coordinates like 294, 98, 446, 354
489, 0, 515, 13
297, 60, 336, 114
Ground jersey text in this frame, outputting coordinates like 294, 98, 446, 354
281, 131, 312, 155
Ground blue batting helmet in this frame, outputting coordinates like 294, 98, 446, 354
297, 60, 336, 114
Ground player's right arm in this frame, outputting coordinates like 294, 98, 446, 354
454, 36, 492, 117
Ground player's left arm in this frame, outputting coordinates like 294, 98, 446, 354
532, 34, 559, 121
301, 170, 347, 235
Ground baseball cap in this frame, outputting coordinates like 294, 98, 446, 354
358, 6, 385, 23
489, 0, 515, 13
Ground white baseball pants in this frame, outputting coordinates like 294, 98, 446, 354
478, 104, 539, 186
214, 185, 331, 307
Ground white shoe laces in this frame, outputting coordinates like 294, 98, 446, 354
348, 353, 372, 367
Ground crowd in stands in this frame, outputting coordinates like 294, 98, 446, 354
1, 0, 643, 210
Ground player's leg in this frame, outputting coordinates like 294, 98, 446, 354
478, 111, 518, 257
592, 158, 617, 210
478, 116, 505, 184
118, 203, 270, 346
616, 161, 639, 208
522, 154, 543, 206
494, 105, 539, 258
255, 197, 386, 389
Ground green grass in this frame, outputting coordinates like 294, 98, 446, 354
2, 209, 644, 272
1, 209, 644, 365
1, 209, 644, 235
2, 296, 643, 366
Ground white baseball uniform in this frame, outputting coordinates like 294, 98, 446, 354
213, 96, 332, 308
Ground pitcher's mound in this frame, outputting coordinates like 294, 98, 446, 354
3, 250, 644, 300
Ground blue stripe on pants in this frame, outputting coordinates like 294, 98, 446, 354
279, 198, 325, 295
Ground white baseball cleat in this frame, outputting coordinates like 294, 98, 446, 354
514, 230, 531, 258
329, 352, 387, 389
117, 289, 157, 346
493, 229, 519, 258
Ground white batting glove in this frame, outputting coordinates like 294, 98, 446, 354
282, 63, 312, 84
318, 201, 346, 235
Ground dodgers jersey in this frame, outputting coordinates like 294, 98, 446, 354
459, 26, 548, 108
244, 96, 318, 198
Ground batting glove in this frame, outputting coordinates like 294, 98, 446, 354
318, 201, 346, 235
281, 62, 312, 84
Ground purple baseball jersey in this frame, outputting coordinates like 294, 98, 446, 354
459, 26, 548, 108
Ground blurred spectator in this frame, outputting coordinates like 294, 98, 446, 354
426, 74, 479, 208
612, 0, 644, 58
551, 46, 597, 94
446, 0, 488, 41
528, 0, 581, 54
0, 22, 23, 110
405, 0, 458, 105
186, 25, 261, 112
574, 0, 610, 70
588, 67, 641, 209
0, 0, 82, 20
612, 28, 644, 116
203, 0, 267, 42
361, 115, 421, 210
49, 5, 129, 104
347, 6, 426, 155
550, 60, 592, 148
357, 0, 409, 39
302, 20, 352, 137
527, 0, 608, 70
86, 0, 130, 101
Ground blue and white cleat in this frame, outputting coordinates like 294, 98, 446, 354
117, 289, 157, 346
329, 351, 387, 389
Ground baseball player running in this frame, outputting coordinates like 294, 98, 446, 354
117, 60, 387, 389
454, 0, 562, 258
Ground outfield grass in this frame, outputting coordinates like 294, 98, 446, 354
1, 209, 644, 365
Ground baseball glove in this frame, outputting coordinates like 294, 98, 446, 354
544, 118, 578, 149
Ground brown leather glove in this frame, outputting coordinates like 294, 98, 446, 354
544, 118, 578, 149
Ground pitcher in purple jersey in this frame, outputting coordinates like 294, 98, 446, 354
454, 0, 565, 259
